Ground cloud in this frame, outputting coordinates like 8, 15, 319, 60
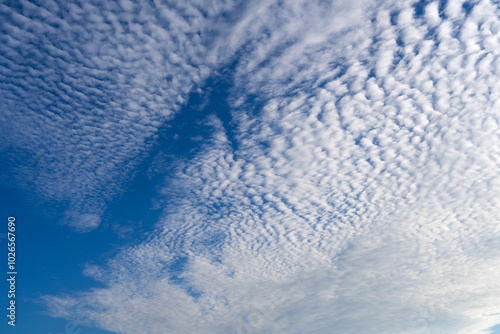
28, 0, 500, 333
70, 213, 101, 233
0, 0, 238, 230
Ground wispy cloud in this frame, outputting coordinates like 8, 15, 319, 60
15, 0, 500, 333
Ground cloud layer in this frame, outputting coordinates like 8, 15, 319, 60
8, 0, 500, 333
0, 0, 238, 230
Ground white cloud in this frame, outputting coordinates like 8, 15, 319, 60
425, 2, 441, 27
35, 0, 500, 333
0, 0, 238, 230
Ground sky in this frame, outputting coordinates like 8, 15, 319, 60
1, 0, 500, 333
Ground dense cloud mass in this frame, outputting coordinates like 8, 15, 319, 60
3, 0, 500, 333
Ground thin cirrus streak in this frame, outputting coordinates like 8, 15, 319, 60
17, 0, 500, 333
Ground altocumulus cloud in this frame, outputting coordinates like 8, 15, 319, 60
0, 0, 237, 230
12, 0, 500, 333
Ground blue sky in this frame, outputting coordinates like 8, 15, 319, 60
2, 0, 500, 333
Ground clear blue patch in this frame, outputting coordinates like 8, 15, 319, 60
438, 0, 450, 20
462, 1, 475, 15
413, 0, 430, 19
390, 10, 399, 26
489, 323, 500, 334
